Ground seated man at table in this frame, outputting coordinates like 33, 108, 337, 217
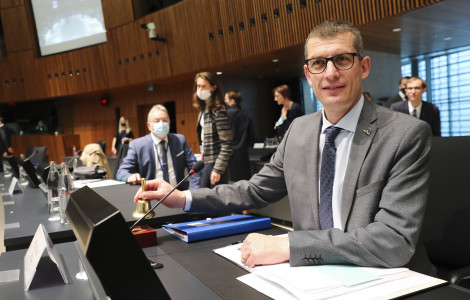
134, 20, 436, 276
116, 104, 200, 190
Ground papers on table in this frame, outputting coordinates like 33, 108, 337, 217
214, 242, 446, 300
73, 179, 126, 189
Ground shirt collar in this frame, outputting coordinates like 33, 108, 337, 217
408, 100, 422, 113
150, 133, 168, 145
321, 96, 364, 134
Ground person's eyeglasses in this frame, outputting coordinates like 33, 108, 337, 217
405, 87, 423, 91
304, 53, 363, 74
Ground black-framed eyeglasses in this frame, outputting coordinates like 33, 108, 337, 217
304, 53, 363, 74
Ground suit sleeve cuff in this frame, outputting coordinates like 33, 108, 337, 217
183, 190, 192, 211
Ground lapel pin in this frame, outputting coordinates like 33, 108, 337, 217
363, 127, 372, 135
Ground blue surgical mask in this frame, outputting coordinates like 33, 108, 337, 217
153, 121, 170, 138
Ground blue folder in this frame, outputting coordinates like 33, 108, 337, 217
162, 214, 271, 242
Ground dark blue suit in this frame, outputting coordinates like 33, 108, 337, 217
391, 100, 441, 136
116, 133, 200, 190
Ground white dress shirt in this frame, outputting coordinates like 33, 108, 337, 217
408, 101, 422, 118
150, 133, 177, 187
319, 97, 363, 230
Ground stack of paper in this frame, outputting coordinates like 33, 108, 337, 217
214, 243, 446, 300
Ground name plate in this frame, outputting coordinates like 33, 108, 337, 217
24, 224, 68, 291
8, 177, 23, 195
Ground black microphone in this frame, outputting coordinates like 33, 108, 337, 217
130, 160, 205, 230
24, 150, 38, 162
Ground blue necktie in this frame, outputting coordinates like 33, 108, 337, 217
319, 126, 342, 230
159, 141, 169, 182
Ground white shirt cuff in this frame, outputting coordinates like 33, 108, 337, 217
183, 190, 192, 211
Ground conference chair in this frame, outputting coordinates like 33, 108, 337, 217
113, 143, 129, 179
95, 140, 106, 154
420, 136, 470, 286
80, 143, 112, 178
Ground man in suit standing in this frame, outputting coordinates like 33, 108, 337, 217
135, 20, 435, 275
391, 77, 441, 136
224, 91, 255, 182
0, 117, 13, 172
385, 76, 410, 108
116, 104, 200, 190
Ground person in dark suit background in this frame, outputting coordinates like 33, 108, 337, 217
224, 91, 255, 182
0, 117, 13, 172
116, 104, 200, 190
273, 84, 304, 139
391, 77, 441, 136
134, 20, 435, 275
385, 76, 411, 108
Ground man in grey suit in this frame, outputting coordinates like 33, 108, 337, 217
135, 20, 435, 275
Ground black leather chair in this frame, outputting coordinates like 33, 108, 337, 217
25, 146, 49, 164
421, 136, 470, 286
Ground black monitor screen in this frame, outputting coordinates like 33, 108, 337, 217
66, 186, 169, 300
20, 159, 41, 188
6, 156, 20, 179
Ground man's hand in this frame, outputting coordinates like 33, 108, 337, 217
133, 179, 186, 209
210, 171, 221, 185
127, 173, 141, 184
240, 233, 290, 268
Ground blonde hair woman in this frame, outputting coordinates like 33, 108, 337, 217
111, 116, 134, 155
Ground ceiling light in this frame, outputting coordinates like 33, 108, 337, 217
216, 72, 223, 75
392, 28, 402, 32
443, 37, 453, 41
272, 59, 279, 63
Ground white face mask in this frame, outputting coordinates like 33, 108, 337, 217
153, 121, 170, 138
197, 89, 212, 101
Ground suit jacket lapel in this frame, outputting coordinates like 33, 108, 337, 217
147, 134, 157, 180
167, 134, 182, 181
341, 100, 378, 229
305, 113, 322, 229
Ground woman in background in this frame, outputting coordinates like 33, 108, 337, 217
273, 84, 304, 139
111, 116, 134, 178
193, 72, 232, 188
111, 116, 134, 155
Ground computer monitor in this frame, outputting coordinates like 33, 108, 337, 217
66, 186, 170, 300
20, 159, 42, 188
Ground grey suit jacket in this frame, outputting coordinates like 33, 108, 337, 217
190, 100, 435, 275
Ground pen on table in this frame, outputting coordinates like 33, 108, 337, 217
231, 240, 243, 245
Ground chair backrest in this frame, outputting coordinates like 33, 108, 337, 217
80, 143, 112, 178
25, 146, 49, 164
95, 140, 106, 154
421, 136, 470, 269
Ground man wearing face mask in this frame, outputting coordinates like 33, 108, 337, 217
116, 104, 200, 190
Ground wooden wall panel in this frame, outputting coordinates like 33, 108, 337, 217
101, 0, 134, 30
0, 0, 447, 154
1, 5, 33, 52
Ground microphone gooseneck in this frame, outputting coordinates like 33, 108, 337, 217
130, 161, 205, 230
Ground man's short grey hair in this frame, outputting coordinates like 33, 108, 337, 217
304, 19, 364, 58
148, 104, 169, 121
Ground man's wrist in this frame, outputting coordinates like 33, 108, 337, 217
183, 190, 192, 211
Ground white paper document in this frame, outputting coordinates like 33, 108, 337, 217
73, 179, 125, 189
214, 242, 446, 300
